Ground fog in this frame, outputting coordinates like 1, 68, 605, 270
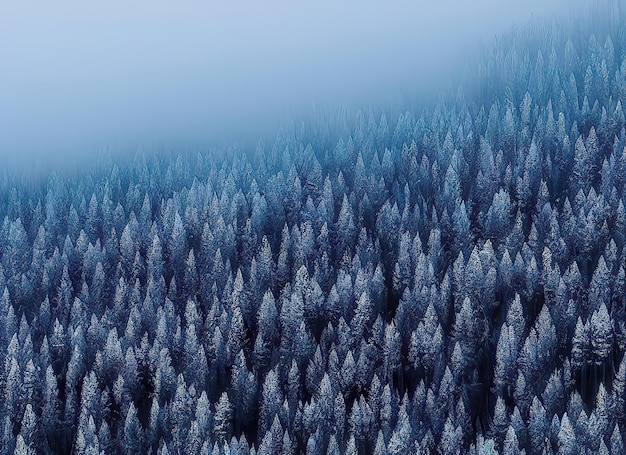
0, 0, 589, 167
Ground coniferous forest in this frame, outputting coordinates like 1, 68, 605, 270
3, 2, 626, 454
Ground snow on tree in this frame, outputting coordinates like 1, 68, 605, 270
0, 5, 624, 453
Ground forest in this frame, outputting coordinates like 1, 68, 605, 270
1, 2, 626, 454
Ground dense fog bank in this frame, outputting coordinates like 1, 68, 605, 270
1, 0, 587, 165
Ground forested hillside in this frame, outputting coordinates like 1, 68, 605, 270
1, 3, 626, 454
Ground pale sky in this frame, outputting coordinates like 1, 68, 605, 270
0, 0, 589, 165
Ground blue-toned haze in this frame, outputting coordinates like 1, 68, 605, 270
1, 0, 586, 165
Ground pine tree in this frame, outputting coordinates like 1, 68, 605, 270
557, 413, 577, 455
123, 403, 144, 454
